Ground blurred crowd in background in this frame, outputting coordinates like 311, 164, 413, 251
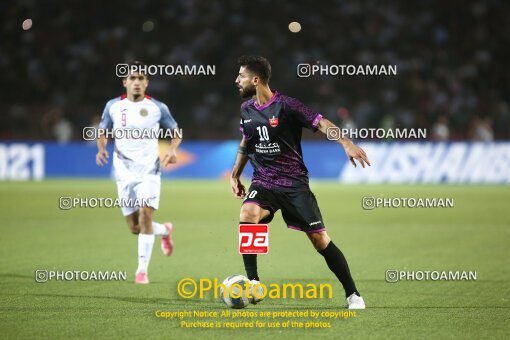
2, 0, 509, 142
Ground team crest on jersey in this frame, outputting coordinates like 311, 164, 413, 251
269, 116, 279, 127
140, 108, 148, 117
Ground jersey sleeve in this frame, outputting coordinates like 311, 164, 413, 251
98, 99, 115, 129
158, 102, 178, 131
239, 100, 252, 138
284, 96, 323, 132
239, 118, 247, 138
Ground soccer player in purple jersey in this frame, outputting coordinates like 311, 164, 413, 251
230, 56, 371, 309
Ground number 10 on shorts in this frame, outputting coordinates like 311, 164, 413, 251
239, 224, 269, 254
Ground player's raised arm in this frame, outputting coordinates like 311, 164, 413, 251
317, 117, 371, 168
230, 137, 249, 199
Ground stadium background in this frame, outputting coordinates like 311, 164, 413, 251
2, 0, 509, 141
1, 1, 509, 339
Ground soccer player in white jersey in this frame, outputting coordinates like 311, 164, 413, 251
95, 61, 182, 284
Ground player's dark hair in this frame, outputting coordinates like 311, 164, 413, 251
126, 60, 149, 79
238, 55, 271, 84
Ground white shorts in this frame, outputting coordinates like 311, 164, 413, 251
116, 175, 161, 216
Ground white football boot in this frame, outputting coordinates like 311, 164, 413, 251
347, 293, 365, 309
249, 279, 264, 305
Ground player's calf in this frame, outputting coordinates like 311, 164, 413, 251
125, 212, 140, 235
138, 206, 154, 234
320, 242, 360, 299
135, 207, 156, 283
239, 203, 270, 282
129, 225, 140, 235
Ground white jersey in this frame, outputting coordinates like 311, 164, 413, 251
99, 94, 178, 182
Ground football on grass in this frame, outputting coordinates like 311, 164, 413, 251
219, 275, 250, 309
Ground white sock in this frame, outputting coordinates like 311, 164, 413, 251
152, 222, 168, 236
136, 234, 155, 274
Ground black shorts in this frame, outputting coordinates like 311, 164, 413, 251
243, 185, 325, 233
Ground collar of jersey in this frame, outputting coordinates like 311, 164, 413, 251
253, 91, 279, 110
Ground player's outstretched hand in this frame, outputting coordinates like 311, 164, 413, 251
161, 149, 178, 167
96, 149, 109, 167
230, 177, 246, 199
344, 142, 371, 168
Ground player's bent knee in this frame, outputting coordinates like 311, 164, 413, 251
239, 211, 259, 223
308, 231, 331, 251
240, 204, 261, 223
309, 236, 322, 250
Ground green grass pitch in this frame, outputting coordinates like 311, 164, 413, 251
0, 180, 509, 339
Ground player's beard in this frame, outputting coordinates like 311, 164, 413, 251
239, 84, 256, 99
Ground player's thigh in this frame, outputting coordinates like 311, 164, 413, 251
134, 175, 161, 211
116, 180, 139, 217
279, 190, 325, 232
241, 186, 278, 223
240, 203, 271, 223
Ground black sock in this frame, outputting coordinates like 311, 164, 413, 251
242, 254, 259, 281
240, 222, 259, 281
318, 241, 359, 297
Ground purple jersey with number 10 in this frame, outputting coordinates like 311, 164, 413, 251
239, 91, 323, 191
